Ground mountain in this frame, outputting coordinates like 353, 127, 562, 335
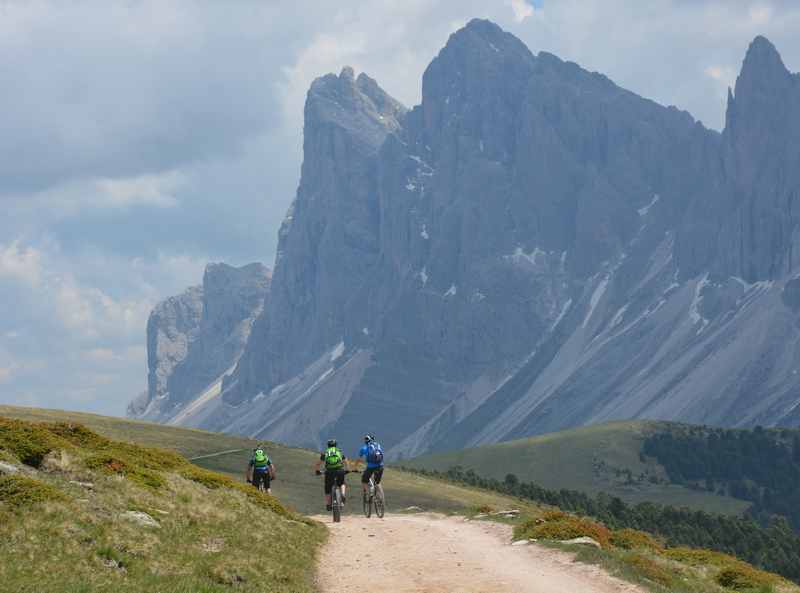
127, 262, 270, 423
130, 20, 800, 457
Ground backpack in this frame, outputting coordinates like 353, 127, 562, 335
253, 449, 270, 470
324, 447, 344, 470
366, 442, 384, 465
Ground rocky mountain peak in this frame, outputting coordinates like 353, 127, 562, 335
740, 36, 787, 82
419, 19, 535, 155
132, 262, 271, 422
728, 36, 792, 125
306, 66, 405, 154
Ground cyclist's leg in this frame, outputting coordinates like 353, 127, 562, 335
264, 473, 271, 494
361, 467, 373, 493
324, 471, 334, 510
253, 471, 262, 489
338, 469, 347, 504
373, 467, 384, 484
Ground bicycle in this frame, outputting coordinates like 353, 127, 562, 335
318, 470, 358, 523
363, 473, 385, 519
252, 471, 273, 493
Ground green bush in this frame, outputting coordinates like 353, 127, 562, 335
716, 566, 774, 591
625, 553, 674, 587
517, 513, 612, 548
0, 475, 67, 508
611, 528, 663, 551
0, 418, 69, 467
84, 454, 165, 490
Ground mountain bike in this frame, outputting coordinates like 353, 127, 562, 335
318, 470, 358, 523
253, 471, 273, 494
363, 473, 385, 519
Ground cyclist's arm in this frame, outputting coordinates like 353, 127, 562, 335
314, 453, 324, 473
269, 461, 276, 478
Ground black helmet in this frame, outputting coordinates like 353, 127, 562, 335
364, 433, 374, 443
327, 438, 337, 448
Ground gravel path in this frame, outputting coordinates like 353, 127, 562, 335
315, 512, 644, 593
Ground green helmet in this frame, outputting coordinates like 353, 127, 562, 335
254, 449, 267, 463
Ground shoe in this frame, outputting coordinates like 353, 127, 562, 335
326, 504, 332, 511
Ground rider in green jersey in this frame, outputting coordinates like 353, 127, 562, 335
314, 438, 348, 511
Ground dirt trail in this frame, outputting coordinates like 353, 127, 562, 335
315, 512, 644, 593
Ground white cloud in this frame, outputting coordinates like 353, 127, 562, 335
749, 3, 773, 26
0, 242, 43, 286
94, 171, 183, 208
0, 366, 15, 383
509, 0, 535, 22
704, 64, 737, 87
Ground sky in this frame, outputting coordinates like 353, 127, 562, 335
1, 0, 799, 417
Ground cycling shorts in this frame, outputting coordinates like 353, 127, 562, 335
324, 469, 346, 494
362, 466, 384, 484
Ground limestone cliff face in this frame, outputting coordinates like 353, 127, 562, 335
128, 263, 270, 422
221, 68, 405, 407
133, 21, 800, 456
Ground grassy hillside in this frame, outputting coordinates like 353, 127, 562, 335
0, 405, 537, 516
405, 420, 750, 514
0, 415, 323, 593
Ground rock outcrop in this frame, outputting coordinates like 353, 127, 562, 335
129, 262, 270, 423
131, 21, 800, 457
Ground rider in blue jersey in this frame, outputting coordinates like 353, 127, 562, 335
358, 433, 384, 496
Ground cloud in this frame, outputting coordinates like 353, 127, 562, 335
509, 0, 535, 22
749, 3, 773, 25
704, 64, 737, 88
0, 366, 15, 384
0, 242, 43, 286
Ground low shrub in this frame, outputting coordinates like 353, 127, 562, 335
84, 454, 165, 490
611, 528, 663, 551
0, 418, 69, 467
664, 547, 736, 567
0, 474, 67, 508
517, 513, 612, 548
716, 565, 775, 591
625, 553, 674, 587
180, 465, 232, 490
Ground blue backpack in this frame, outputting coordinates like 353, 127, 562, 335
367, 441, 384, 465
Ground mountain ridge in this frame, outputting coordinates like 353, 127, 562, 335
131, 19, 800, 459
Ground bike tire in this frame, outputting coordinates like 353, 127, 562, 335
374, 484, 385, 518
363, 491, 371, 518
333, 487, 341, 523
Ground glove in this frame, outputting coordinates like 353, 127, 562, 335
315, 470, 322, 476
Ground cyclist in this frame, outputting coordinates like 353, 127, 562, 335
358, 433, 384, 497
315, 438, 348, 511
246, 446, 275, 493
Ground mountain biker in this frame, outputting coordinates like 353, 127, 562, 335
358, 433, 384, 496
246, 446, 275, 494
315, 438, 348, 511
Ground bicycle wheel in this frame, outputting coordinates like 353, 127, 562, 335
363, 489, 371, 518
332, 487, 341, 523
374, 484, 385, 518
